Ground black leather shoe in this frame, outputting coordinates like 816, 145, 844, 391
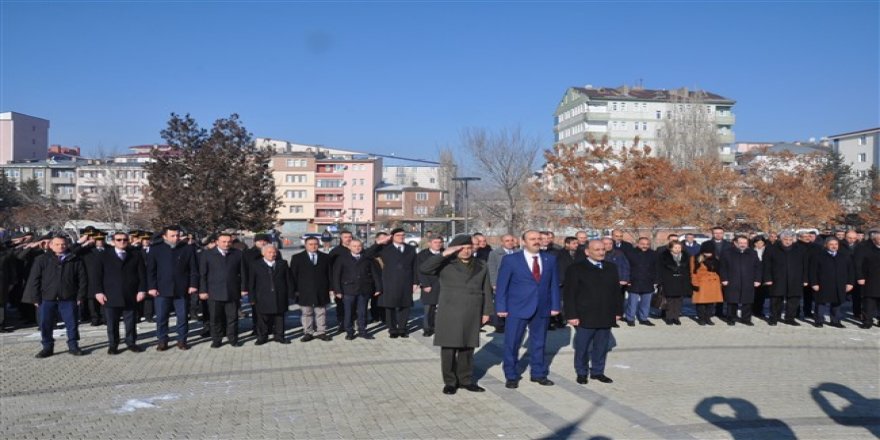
360, 333, 374, 340
177, 342, 190, 350
576, 375, 588, 384
35, 348, 53, 359
860, 323, 873, 329
742, 320, 754, 326
107, 347, 120, 355
505, 380, 519, 389
727, 319, 736, 326
611, 322, 619, 328
345, 333, 356, 341
389, 332, 399, 339
275, 338, 290, 344
156, 341, 169, 352
254, 339, 268, 346
673, 319, 682, 325
768, 320, 777, 326
664, 319, 673, 326
210, 341, 222, 348
590, 374, 613, 383
442, 385, 457, 395
814, 322, 824, 328
626, 320, 635, 327
317, 334, 332, 341
230, 341, 243, 347
530, 377, 554, 386
829, 322, 844, 329
69, 348, 85, 356
785, 319, 801, 326
423, 330, 434, 337
461, 384, 485, 392
127, 345, 144, 353
639, 320, 655, 326
301, 334, 315, 342
399, 332, 409, 338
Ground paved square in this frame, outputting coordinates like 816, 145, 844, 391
1, 297, 878, 439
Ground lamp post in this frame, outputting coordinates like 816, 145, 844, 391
452, 177, 481, 234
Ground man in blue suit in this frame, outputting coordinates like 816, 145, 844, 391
495, 230, 561, 388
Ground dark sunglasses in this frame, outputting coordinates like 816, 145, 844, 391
115, 238, 129, 242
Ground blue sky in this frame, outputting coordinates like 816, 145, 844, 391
1, 1, 878, 160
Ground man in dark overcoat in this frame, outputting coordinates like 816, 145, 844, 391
290, 236, 333, 341
365, 228, 418, 338
94, 232, 147, 353
199, 232, 249, 348
719, 235, 762, 326
420, 235, 493, 395
332, 239, 381, 340
762, 231, 809, 326
855, 230, 880, 328
247, 244, 292, 344
416, 236, 444, 337
809, 238, 854, 328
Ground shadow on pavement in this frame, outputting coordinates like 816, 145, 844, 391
694, 396, 796, 440
811, 382, 880, 437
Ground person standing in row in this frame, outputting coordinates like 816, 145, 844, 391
855, 231, 880, 328
495, 230, 561, 389
366, 228, 418, 338
691, 247, 722, 325
200, 232, 248, 348
332, 239, 381, 340
416, 236, 444, 337
762, 231, 808, 326
624, 238, 658, 327
94, 232, 147, 354
658, 241, 692, 325
291, 237, 333, 342
487, 234, 518, 334
24, 236, 88, 358
420, 235, 493, 395
564, 240, 621, 385
247, 244, 292, 345
148, 226, 200, 351
328, 230, 353, 332
809, 238, 854, 328
719, 236, 762, 326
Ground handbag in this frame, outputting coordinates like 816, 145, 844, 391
651, 286, 667, 310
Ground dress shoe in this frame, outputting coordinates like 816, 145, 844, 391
727, 319, 736, 326
156, 341, 169, 352
742, 320, 754, 326
784, 319, 801, 326
423, 330, 434, 337
107, 347, 120, 355
359, 333, 374, 340
706, 318, 715, 326
255, 339, 268, 346
345, 333, 356, 341
69, 348, 85, 356
768, 320, 778, 326
611, 322, 619, 328
127, 345, 144, 353
90, 320, 101, 327
461, 384, 485, 392
576, 375, 588, 384
389, 332, 399, 339
828, 322, 844, 329
301, 334, 315, 342
210, 341, 222, 348
590, 374, 613, 383
673, 319, 682, 325
317, 334, 332, 341
664, 319, 672, 326
639, 320, 655, 326
399, 332, 409, 338
275, 338, 290, 344
230, 341, 243, 347
626, 320, 635, 327
177, 341, 190, 350
698, 320, 706, 326
530, 377, 554, 386
814, 322, 824, 328
860, 323, 873, 329
505, 380, 519, 389
442, 385, 457, 395
35, 348, 53, 359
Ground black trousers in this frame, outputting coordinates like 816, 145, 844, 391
256, 312, 284, 341
0, 300, 5, 329
851, 286, 862, 319
343, 295, 368, 334
752, 287, 768, 317
386, 307, 410, 335
335, 299, 346, 329
88, 298, 103, 323
423, 303, 437, 332
441, 347, 474, 387
104, 306, 137, 347
140, 296, 155, 321
208, 300, 239, 343
695, 304, 714, 322
769, 296, 801, 322
727, 303, 753, 322
370, 296, 384, 322
801, 287, 814, 317
665, 297, 683, 320
863, 297, 879, 327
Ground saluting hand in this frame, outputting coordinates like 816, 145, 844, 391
442, 245, 463, 257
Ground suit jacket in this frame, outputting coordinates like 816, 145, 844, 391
487, 247, 516, 287
809, 251, 854, 304
365, 243, 418, 308
494, 250, 561, 319
762, 243, 809, 297
332, 253, 382, 297
563, 260, 623, 328
290, 251, 332, 306
23, 252, 88, 303
247, 259, 293, 314
199, 247, 248, 302
94, 248, 147, 308
719, 247, 762, 303
416, 249, 442, 304
147, 241, 199, 298
855, 243, 880, 298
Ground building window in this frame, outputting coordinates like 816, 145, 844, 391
859, 135, 867, 146
285, 190, 306, 199
416, 192, 428, 201
359, 178, 365, 185
316, 179, 343, 188
858, 153, 867, 162
35, 170, 44, 178
621, 102, 627, 111
612, 102, 617, 111
285, 174, 306, 183
656, 110, 661, 120
414, 206, 429, 215
429, 177, 436, 184
642, 122, 647, 131
288, 205, 304, 214
641, 103, 647, 110
383, 193, 401, 201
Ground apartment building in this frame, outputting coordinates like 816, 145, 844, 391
0, 112, 50, 164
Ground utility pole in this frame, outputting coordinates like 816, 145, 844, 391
452, 177, 480, 234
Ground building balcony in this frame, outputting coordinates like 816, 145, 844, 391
314, 187, 344, 195
718, 131, 736, 144
313, 216, 341, 224
315, 201, 344, 210
376, 201, 403, 209
50, 177, 76, 184
715, 114, 736, 125
316, 171, 344, 178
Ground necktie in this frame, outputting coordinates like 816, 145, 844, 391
596, 262, 603, 269
311, 253, 317, 265
532, 255, 541, 282
398, 245, 404, 253
118, 251, 125, 261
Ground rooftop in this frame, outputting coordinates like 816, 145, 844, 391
827, 127, 880, 139
568, 85, 735, 104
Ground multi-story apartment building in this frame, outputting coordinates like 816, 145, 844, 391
375, 185, 445, 220
1, 159, 81, 205
554, 85, 736, 156
272, 153, 317, 234
382, 165, 441, 188
76, 162, 149, 211
830, 127, 879, 179
0, 112, 50, 164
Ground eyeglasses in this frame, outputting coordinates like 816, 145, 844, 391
115, 239, 129, 242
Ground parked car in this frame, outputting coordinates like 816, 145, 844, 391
405, 233, 422, 247
299, 233, 323, 248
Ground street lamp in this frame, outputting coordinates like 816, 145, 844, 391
452, 177, 481, 234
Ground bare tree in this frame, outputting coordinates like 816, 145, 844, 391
658, 90, 721, 164
461, 127, 540, 234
